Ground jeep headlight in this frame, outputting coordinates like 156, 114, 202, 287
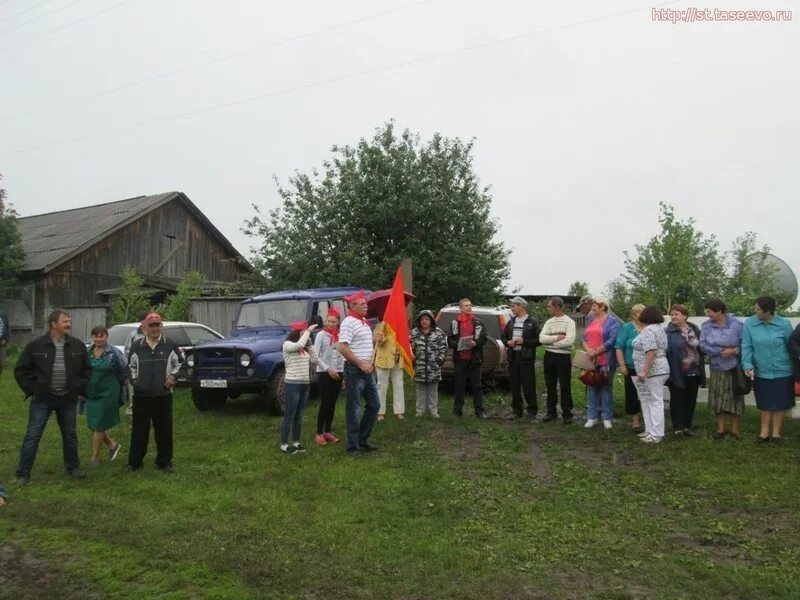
186, 354, 195, 367
240, 353, 251, 367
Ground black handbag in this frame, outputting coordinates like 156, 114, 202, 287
733, 366, 752, 396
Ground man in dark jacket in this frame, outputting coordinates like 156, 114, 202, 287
501, 296, 541, 420
126, 312, 182, 472
14, 309, 91, 484
448, 298, 487, 418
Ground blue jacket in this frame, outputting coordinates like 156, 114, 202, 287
665, 322, 706, 389
581, 314, 623, 371
741, 314, 793, 380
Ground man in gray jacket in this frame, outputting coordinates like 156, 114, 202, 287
126, 312, 182, 473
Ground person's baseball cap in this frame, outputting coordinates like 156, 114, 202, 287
593, 296, 610, 308
343, 290, 366, 303
290, 321, 308, 331
577, 295, 594, 308
141, 312, 163, 327
508, 296, 528, 307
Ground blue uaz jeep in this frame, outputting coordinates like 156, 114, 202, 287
186, 287, 367, 414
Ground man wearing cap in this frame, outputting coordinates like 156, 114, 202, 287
337, 291, 380, 455
448, 298, 488, 418
577, 295, 594, 322
501, 297, 541, 420
126, 312, 183, 472
14, 309, 91, 484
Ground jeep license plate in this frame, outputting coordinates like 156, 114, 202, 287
200, 380, 227, 388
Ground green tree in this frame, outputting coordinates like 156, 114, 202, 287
567, 280, 589, 298
109, 266, 151, 325
605, 277, 637, 319
622, 202, 725, 313
163, 271, 204, 321
724, 233, 787, 314
0, 176, 25, 299
244, 122, 509, 309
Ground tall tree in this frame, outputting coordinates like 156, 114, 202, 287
567, 280, 589, 298
622, 202, 725, 313
724, 233, 787, 314
0, 175, 25, 299
244, 123, 509, 309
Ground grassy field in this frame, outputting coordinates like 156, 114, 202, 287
1, 362, 799, 600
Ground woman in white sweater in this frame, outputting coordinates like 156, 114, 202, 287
280, 321, 319, 454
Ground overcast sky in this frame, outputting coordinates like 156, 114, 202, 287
2, 0, 798, 300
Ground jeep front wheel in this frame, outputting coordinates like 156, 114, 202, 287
192, 388, 228, 411
266, 368, 286, 415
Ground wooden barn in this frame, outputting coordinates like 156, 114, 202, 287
11, 191, 248, 341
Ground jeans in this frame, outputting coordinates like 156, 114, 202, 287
17, 393, 80, 479
281, 382, 309, 445
128, 395, 173, 469
586, 368, 615, 421
668, 376, 700, 431
453, 360, 485, 415
344, 364, 380, 450
543, 351, 573, 418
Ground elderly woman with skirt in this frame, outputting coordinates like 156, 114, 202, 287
86, 325, 126, 464
699, 298, 745, 440
741, 296, 794, 444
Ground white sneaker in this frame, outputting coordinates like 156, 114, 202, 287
642, 435, 662, 444
637, 431, 649, 438
584, 419, 598, 428
603, 420, 613, 430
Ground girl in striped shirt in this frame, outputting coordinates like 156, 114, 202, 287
280, 321, 319, 454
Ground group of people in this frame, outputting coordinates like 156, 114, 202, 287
582, 294, 799, 444
2, 290, 799, 496
8, 309, 181, 491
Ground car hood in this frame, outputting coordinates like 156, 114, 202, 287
194, 329, 289, 354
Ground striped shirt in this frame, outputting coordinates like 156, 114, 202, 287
539, 315, 577, 355
339, 316, 373, 362
512, 315, 527, 352
49, 338, 68, 395
283, 330, 319, 383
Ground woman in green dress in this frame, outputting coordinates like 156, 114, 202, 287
86, 325, 126, 464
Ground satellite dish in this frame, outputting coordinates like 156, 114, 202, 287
745, 252, 799, 307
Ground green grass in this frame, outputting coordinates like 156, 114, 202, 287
1, 365, 799, 600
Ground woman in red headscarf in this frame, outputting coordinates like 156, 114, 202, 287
280, 321, 318, 454
313, 308, 345, 445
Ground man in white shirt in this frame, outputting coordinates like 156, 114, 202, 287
539, 296, 577, 423
337, 290, 380, 455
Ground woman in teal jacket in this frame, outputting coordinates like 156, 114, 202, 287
741, 296, 794, 443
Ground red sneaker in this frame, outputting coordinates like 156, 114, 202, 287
314, 434, 328, 446
323, 432, 339, 443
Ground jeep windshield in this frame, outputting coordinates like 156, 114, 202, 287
235, 299, 307, 329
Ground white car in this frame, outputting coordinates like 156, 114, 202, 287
106, 321, 224, 384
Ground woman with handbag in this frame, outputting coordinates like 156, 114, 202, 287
581, 297, 622, 430
632, 306, 670, 444
741, 296, 794, 444
699, 298, 745, 440
615, 304, 645, 433
665, 304, 706, 437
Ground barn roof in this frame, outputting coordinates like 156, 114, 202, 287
18, 192, 246, 274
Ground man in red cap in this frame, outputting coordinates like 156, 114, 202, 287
126, 312, 183, 472
337, 290, 380, 455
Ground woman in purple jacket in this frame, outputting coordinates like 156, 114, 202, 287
699, 298, 744, 440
